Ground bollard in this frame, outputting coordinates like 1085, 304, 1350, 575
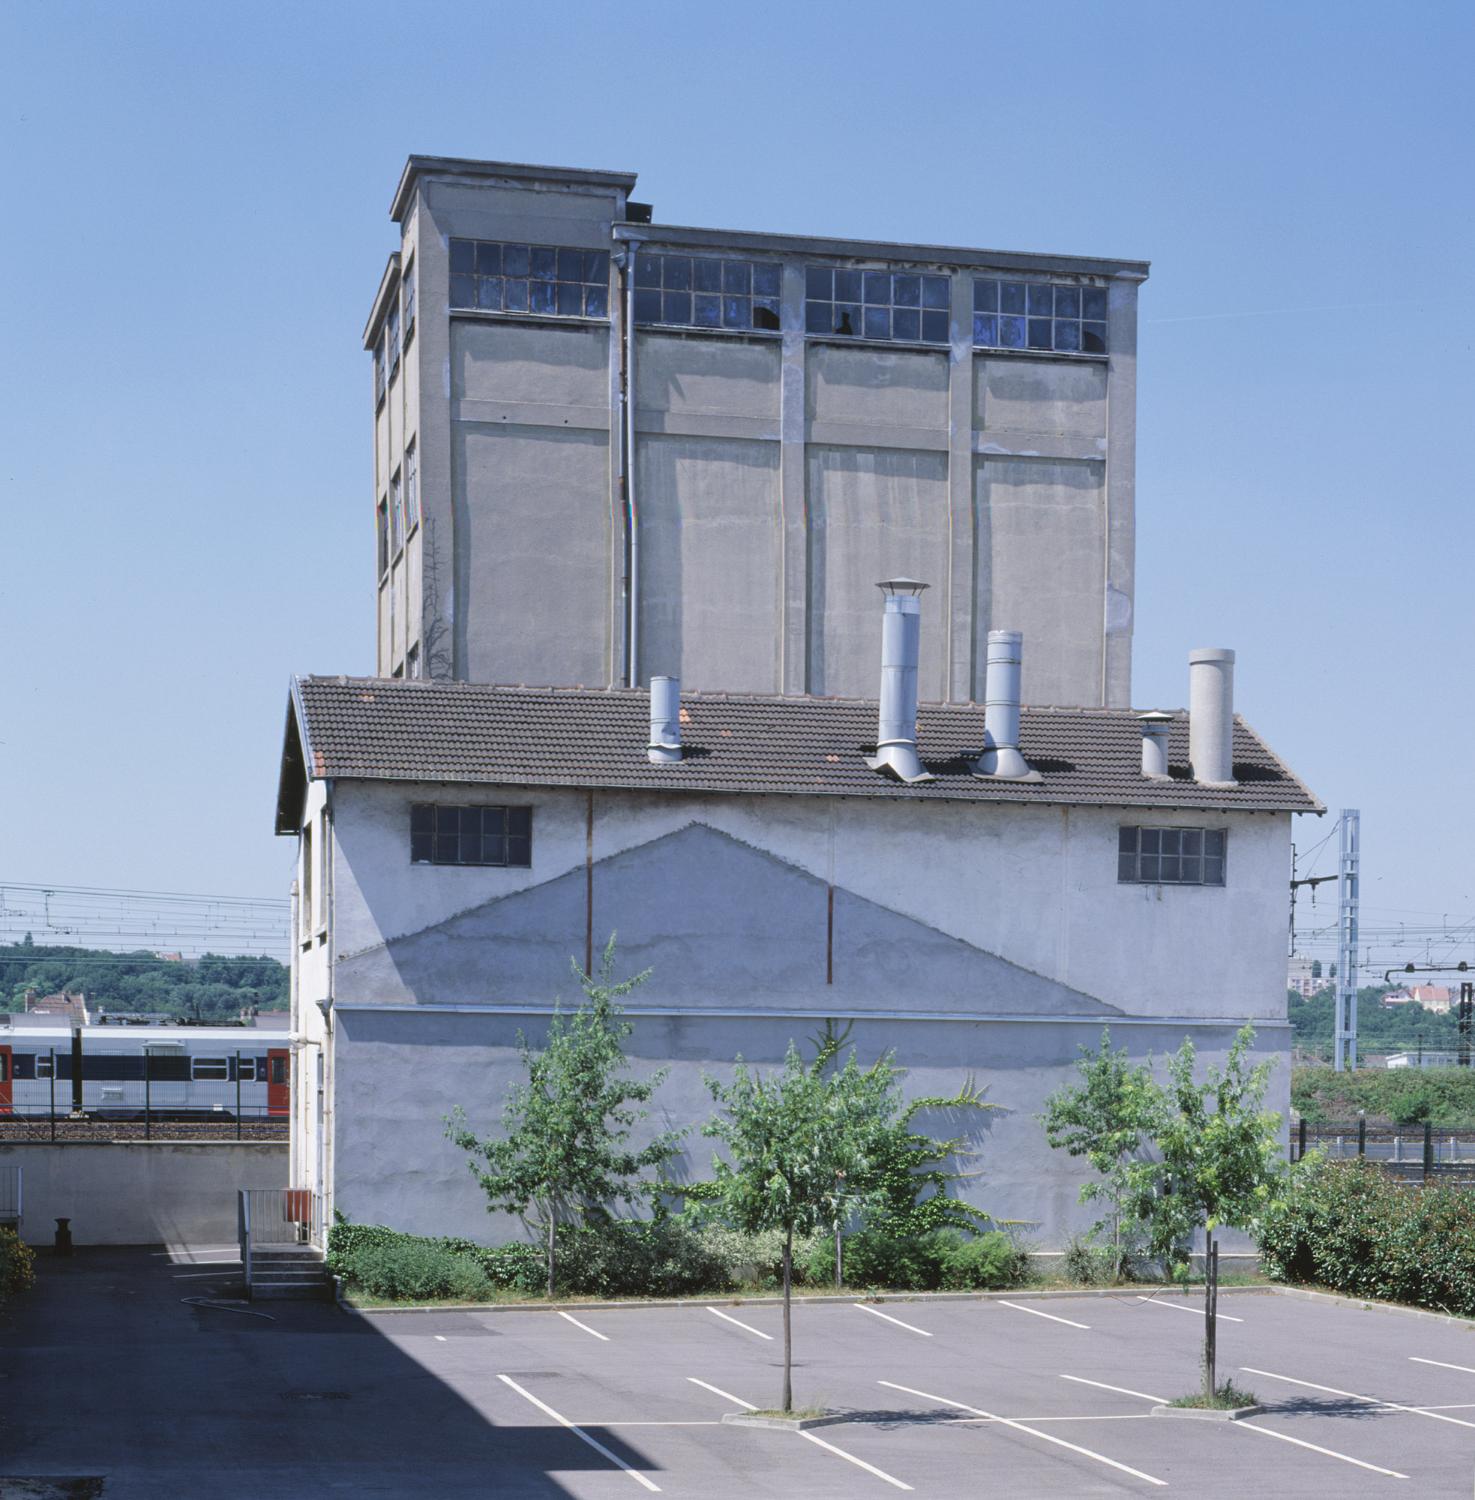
1394, 1135, 1402, 1164
1358, 1118, 1366, 1158
1297, 1118, 1307, 1161
54, 1218, 72, 1257
1424, 1121, 1434, 1180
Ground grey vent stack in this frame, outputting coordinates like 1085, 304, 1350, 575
1137, 711, 1174, 779
1188, 648, 1236, 787
865, 579, 935, 784
647, 676, 682, 763
971, 630, 1041, 782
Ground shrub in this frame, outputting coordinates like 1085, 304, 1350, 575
1257, 1157, 1475, 1315
552, 1219, 730, 1298
343, 1241, 492, 1302
936, 1230, 1028, 1290
797, 1229, 1026, 1291
1062, 1237, 1120, 1285
0, 1228, 35, 1300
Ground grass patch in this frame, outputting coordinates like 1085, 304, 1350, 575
747, 1407, 828, 1420
1168, 1381, 1258, 1410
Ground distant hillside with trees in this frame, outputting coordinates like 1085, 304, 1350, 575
1289, 984, 1462, 1061
1, 936, 287, 1023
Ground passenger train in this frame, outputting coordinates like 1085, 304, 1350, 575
0, 1025, 290, 1118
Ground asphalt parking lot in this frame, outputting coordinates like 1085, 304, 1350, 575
5, 1247, 1475, 1497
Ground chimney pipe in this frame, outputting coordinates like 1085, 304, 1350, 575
647, 676, 682, 763
865, 579, 935, 784
1137, 711, 1174, 779
1188, 648, 1236, 786
971, 630, 1040, 782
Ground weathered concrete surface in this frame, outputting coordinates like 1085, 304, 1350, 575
0, 1141, 286, 1246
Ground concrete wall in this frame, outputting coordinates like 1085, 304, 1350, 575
2, 1142, 286, 1247
372, 167, 1142, 706
330, 1005, 1287, 1248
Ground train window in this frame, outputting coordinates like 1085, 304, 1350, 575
270, 1056, 288, 1086
0, 1054, 7, 1082
237, 1058, 257, 1081
192, 1057, 229, 1081
35, 1054, 53, 1079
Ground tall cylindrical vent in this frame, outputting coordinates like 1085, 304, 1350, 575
1188, 648, 1236, 786
1138, 711, 1174, 779
865, 579, 934, 783
647, 676, 682, 764
971, 630, 1040, 781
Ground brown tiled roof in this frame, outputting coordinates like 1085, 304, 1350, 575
278, 676, 1323, 831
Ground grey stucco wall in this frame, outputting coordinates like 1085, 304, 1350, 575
373, 169, 1140, 705
330, 1006, 1287, 1249
2, 1142, 286, 1247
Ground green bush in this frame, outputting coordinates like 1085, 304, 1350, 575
553, 1219, 731, 1298
1061, 1238, 1122, 1285
345, 1241, 493, 1302
0, 1228, 35, 1300
1257, 1157, 1475, 1315
936, 1230, 1029, 1290
799, 1229, 1025, 1291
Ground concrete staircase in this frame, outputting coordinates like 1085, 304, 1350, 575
249, 1244, 333, 1301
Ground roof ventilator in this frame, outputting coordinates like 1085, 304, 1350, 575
1188, 648, 1236, 787
647, 676, 682, 764
865, 579, 935, 784
971, 630, 1041, 782
1137, 710, 1174, 780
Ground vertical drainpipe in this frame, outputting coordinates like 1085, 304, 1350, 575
624, 246, 640, 688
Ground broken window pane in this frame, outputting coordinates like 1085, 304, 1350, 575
805, 264, 950, 345
446, 238, 610, 321
633, 252, 783, 333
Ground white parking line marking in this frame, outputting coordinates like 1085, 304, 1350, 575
558, 1310, 610, 1342
687, 1377, 912, 1489
687, 1376, 757, 1411
854, 1303, 932, 1336
1410, 1356, 1475, 1376
434, 1335, 447, 1342
879, 1380, 1165, 1487
498, 1374, 660, 1492
172, 1272, 238, 1279
1060, 1374, 1168, 1404
1137, 1294, 1243, 1323
998, 1300, 1090, 1330
1238, 1421, 1408, 1478
799, 1429, 914, 1491
706, 1306, 773, 1340
1243, 1367, 1475, 1429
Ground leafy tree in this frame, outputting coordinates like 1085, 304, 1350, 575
1144, 1026, 1285, 1401
701, 1039, 902, 1413
1042, 1030, 1160, 1277
446, 937, 682, 1297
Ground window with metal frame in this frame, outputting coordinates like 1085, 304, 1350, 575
402, 257, 416, 343
373, 334, 386, 406
376, 499, 389, 578
390, 469, 403, 556
410, 804, 532, 867
192, 1057, 229, 1081
404, 440, 418, 531
633, 253, 782, 333
1118, 827, 1226, 886
387, 299, 401, 377
805, 266, 951, 344
973, 279, 1107, 354
449, 239, 610, 320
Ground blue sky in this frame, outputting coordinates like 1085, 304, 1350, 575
4, 0, 1472, 970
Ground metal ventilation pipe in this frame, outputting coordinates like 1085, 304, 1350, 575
647, 676, 682, 763
1188, 648, 1236, 786
972, 630, 1040, 782
865, 579, 934, 784
1138, 711, 1174, 779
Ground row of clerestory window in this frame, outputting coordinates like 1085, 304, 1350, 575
442, 237, 1108, 353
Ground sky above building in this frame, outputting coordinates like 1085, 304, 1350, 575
4, 0, 1472, 973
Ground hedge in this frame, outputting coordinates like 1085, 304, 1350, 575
0, 1228, 35, 1302
1257, 1156, 1475, 1315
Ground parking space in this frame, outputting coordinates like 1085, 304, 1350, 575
8, 1251, 1475, 1496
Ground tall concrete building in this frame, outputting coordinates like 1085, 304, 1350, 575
366, 155, 1148, 708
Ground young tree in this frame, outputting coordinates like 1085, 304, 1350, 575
1144, 1025, 1285, 1401
1042, 1030, 1161, 1277
446, 937, 682, 1296
702, 1041, 897, 1413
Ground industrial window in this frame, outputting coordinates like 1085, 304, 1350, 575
301, 821, 314, 939
402, 258, 416, 343
406, 643, 421, 679
410, 804, 532, 868
192, 1057, 229, 1081
448, 239, 610, 320
390, 468, 404, 556
973, 279, 1107, 355
376, 499, 389, 578
373, 335, 386, 407
404, 440, 418, 532
805, 266, 951, 344
387, 299, 401, 377
1118, 827, 1226, 886
633, 253, 782, 333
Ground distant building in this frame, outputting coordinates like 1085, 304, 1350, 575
1383, 985, 1453, 1015
1288, 958, 1330, 999
1387, 1050, 1459, 1069
7, 990, 90, 1028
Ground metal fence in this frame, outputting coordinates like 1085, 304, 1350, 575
1292, 1118, 1475, 1183
238, 1187, 323, 1288
0, 1166, 20, 1225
